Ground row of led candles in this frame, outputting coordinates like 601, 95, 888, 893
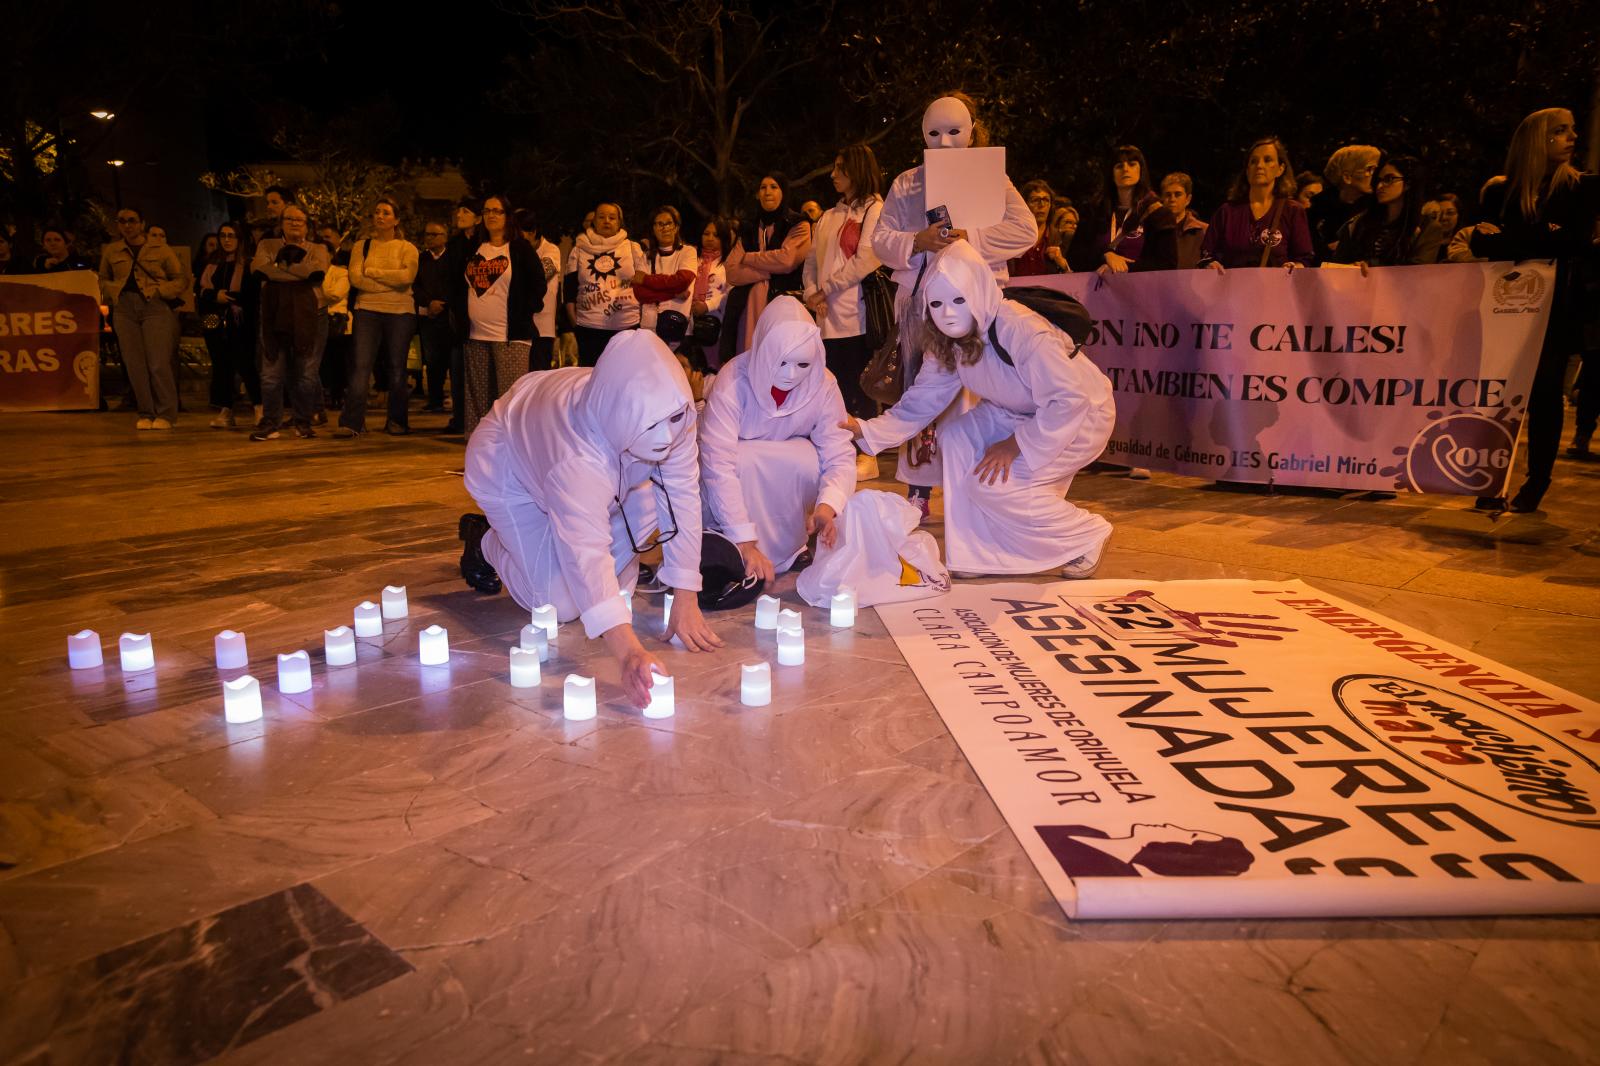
68, 584, 860, 724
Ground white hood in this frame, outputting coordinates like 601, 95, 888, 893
578, 330, 693, 464
920, 240, 1003, 334
745, 296, 826, 418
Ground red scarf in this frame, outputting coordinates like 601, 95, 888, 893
771, 386, 790, 408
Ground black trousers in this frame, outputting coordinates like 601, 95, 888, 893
573, 326, 619, 367
531, 335, 555, 372
823, 334, 876, 419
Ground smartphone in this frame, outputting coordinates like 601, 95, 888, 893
926, 204, 953, 236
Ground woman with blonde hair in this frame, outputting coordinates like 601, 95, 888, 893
1198, 136, 1314, 271
1469, 107, 1599, 512
337, 195, 419, 436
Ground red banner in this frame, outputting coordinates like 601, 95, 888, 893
0, 270, 102, 412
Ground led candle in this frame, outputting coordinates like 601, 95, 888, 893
754, 594, 781, 630
531, 603, 559, 641
830, 588, 857, 628
324, 626, 356, 666
740, 661, 772, 706
418, 624, 450, 666
520, 623, 550, 662
353, 601, 383, 637
509, 646, 541, 688
214, 629, 249, 670
644, 671, 675, 719
777, 608, 803, 632
222, 674, 262, 724
119, 632, 155, 673
776, 624, 805, 666
381, 585, 409, 619
277, 650, 312, 694
563, 674, 597, 720
67, 630, 103, 670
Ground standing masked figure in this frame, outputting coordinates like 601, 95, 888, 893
871, 92, 1038, 521
699, 296, 857, 582
461, 330, 723, 707
847, 242, 1115, 577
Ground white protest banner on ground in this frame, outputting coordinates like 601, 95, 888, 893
1028, 262, 1553, 495
880, 579, 1600, 920
0, 270, 102, 412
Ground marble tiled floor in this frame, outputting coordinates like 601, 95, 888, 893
1, 401, 1597, 1065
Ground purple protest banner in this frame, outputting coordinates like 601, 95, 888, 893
1027, 262, 1553, 494
0, 270, 102, 412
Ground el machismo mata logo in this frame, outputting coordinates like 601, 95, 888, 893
1492, 269, 1546, 314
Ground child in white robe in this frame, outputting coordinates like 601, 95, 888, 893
847, 242, 1115, 577
462, 330, 723, 706
699, 296, 857, 581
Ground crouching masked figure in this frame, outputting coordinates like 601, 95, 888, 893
845, 242, 1115, 577
460, 330, 723, 706
698, 296, 858, 585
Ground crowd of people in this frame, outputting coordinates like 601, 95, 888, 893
1, 98, 1594, 519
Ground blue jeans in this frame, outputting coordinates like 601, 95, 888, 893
341, 309, 416, 431
260, 328, 321, 429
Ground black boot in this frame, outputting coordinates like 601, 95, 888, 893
1508, 478, 1549, 514
458, 513, 502, 594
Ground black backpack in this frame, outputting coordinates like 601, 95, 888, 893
988, 286, 1092, 366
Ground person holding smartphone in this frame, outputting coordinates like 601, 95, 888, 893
870, 91, 1037, 523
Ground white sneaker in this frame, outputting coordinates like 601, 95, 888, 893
150, 417, 174, 430
135, 418, 154, 431
210, 409, 235, 429
1061, 541, 1106, 579
856, 453, 879, 481
1129, 467, 1151, 480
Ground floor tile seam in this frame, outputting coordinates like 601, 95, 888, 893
1393, 569, 1600, 619
651, 877, 806, 956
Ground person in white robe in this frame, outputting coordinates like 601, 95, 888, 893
871, 93, 1039, 517
845, 241, 1115, 577
699, 296, 857, 582
463, 330, 723, 706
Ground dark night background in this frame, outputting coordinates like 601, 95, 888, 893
3, 0, 1596, 253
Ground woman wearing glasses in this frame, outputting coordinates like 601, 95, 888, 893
1326, 155, 1445, 267
699, 297, 857, 584
460, 330, 723, 708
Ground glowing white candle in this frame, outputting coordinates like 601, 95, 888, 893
531, 603, 559, 641
222, 674, 263, 724
119, 632, 155, 673
418, 624, 450, 666
663, 591, 674, 627
644, 671, 675, 719
740, 661, 772, 706
830, 588, 857, 628
520, 623, 550, 662
67, 630, 103, 670
776, 624, 805, 666
353, 601, 383, 637
563, 674, 597, 720
754, 594, 781, 630
777, 608, 803, 632
509, 646, 542, 688
214, 629, 249, 670
277, 650, 313, 694
324, 626, 356, 666
381, 585, 409, 619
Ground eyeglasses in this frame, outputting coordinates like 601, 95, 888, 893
616, 474, 679, 555
482, 207, 506, 215
425, 231, 447, 238
116, 216, 140, 224
1375, 174, 1404, 186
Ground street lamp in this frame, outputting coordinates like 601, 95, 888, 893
106, 159, 125, 206
90, 110, 116, 122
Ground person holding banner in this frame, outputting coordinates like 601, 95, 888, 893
1470, 107, 1600, 513
1199, 137, 1315, 271
699, 296, 855, 582
871, 91, 1037, 523
844, 242, 1115, 578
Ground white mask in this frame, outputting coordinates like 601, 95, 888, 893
923, 97, 974, 150
773, 357, 809, 392
627, 408, 682, 461
925, 275, 975, 338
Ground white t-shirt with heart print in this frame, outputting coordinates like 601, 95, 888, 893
466, 241, 513, 341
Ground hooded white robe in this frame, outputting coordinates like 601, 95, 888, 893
699, 297, 857, 572
872, 160, 1038, 489
857, 242, 1115, 575
465, 331, 702, 637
